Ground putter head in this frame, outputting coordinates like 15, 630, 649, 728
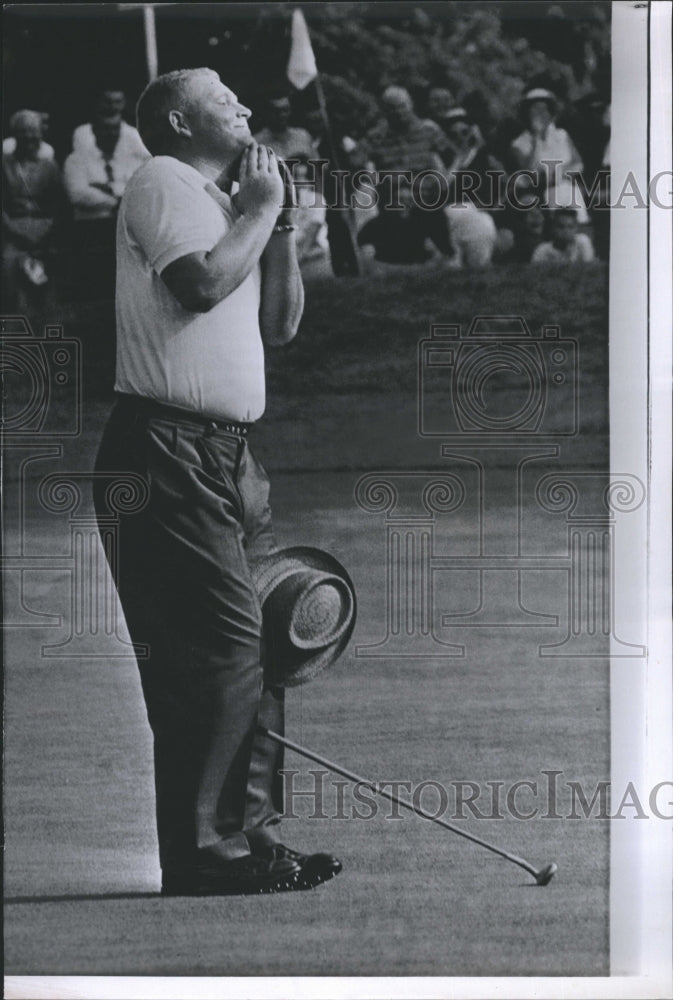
535, 862, 558, 886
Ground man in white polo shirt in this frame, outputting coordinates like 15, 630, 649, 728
93, 68, 341, 896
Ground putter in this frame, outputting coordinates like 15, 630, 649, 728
261, 727, 557, 886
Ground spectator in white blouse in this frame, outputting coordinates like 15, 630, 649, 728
510, 86, 587, 223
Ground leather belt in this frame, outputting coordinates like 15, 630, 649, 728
115, 393, 253, 437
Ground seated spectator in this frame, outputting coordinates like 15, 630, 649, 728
442, 109, 505, 270
461, 90, 498, 145
255, 102, 330, 266
2, 110, 62, 314
443, 108, 504, 212
508, 205, 547, 262
570, 92, 610, 260
290, 154, 328, 265
426, 87, 455, 129
72, 87, 148, 158
253, 94, 316, 161
356, 86, 452, 257
510, 85, 588, 222
357, 177, 438, 266
444, 201, 497, 269
3, 111, 54, 160
64, 109, 149, 299
593, 102, 610, 261
570, 92, 610, 186
357, 85, 449, 174
531, 208, 595, 264
305, 109, 371, 276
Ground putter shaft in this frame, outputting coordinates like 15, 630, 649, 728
262, 727, 554, 884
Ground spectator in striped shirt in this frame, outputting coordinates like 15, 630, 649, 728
356, 86, 453, 257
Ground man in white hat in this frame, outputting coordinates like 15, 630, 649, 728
93, 67, 341, 896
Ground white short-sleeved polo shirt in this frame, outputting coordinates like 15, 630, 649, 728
115, 156, 265, 422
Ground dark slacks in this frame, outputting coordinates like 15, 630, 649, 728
93, 397, 285, 877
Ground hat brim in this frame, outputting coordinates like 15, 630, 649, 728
252, 546, 354, 603
251, 546, 357, 687
521, 89, 558, 107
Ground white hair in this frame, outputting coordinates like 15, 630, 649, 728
9, 109, 43, 135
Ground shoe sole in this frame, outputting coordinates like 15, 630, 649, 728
162, 862, 344, 896
293, 861, 343, 891
161, 873, 303, 897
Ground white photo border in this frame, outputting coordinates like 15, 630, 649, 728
4, 2, 671, 998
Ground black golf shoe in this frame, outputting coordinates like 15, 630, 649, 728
260, 843, 343, 890
161, 852, 301, 896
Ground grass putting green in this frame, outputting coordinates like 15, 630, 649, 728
4, 262, 610, 975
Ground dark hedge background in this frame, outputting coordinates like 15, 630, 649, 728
4, 2, 610, 162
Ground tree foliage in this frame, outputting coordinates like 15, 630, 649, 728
244, 2, 610, 139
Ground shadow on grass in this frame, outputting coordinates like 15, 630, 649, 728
5, 892, 159, 905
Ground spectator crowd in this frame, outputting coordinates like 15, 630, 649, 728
2, 87, 150, 316
2, 71, 609, 316
345, 79, 608, 274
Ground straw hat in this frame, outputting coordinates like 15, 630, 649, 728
521, 87, 558, 110
251, 546, 357, 687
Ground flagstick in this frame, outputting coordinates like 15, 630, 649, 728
313, 73, 361, 275
287, 6, 360, 274
313, 74, 339, 167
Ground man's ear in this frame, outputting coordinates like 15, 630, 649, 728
168, 109, 191, 139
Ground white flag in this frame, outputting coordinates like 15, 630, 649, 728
287, 9, 317, 90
